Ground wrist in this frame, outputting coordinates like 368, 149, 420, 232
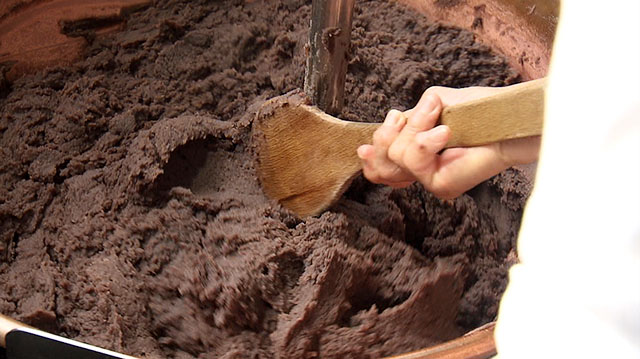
497, 136, 541, 167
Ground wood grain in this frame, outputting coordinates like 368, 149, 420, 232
384, 322, 496, 359
442, 78, 545, 147
255, 78, 545, 217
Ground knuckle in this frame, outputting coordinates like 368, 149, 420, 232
372, 129, 385, 144
379, 167, 400, 182
403, 157, 424, 175
405, 114, 420, 127
403, 143, 435, 171
373, 127, 393, 146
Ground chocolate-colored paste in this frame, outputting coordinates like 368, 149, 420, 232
0, 0, 526, 357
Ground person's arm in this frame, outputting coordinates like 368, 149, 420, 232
495, 0, 640, 357
357, 84, 540, 198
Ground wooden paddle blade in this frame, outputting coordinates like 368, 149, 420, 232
254, 96, 378, 217
253, 79, 546, 217
384, 322, 496, 359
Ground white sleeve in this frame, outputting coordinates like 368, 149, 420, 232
494, 0, 640, 358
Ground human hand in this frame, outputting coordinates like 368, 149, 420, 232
357, 85, 541, 199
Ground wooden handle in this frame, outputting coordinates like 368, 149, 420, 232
384, 321, 496, 359
343, 78, 545, 148
0, 314, 28, 348
441, 78, 545, 147
254, 78, 545, 217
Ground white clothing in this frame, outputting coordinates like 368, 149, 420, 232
495, 0, 640, 357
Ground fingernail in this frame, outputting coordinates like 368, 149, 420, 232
357, 145, 372, 159
395, 112, 407, 126
429, 125, 449, 142
416, 94, 437, 115
429, 98, 441, 117
384, 109, 402, 127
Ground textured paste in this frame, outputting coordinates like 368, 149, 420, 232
0, 0, 527, 357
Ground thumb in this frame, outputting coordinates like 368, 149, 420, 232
388, 94, 442, 165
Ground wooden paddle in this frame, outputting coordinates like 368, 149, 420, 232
384, 321, 496, 359
254, 78, 545, 217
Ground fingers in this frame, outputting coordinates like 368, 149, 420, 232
388, 94, 442, 165
358, 110, 416, 186
426, 145, 509, 199
402, 125, 451, 177
358, 85, 531, 200
415, 125, 450, 153
384, 93, 445, 189
358, 94, 446, 188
